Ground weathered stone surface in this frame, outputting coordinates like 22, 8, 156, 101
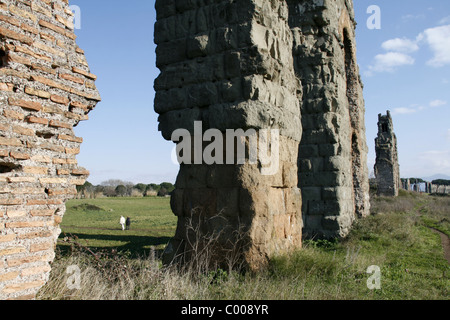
0, 0, 99, 300
289, 0, 370, 239
0, 0, 372, 296
155, 0, 370, 268
374, 111, 400, 197
155, 0, 303, 271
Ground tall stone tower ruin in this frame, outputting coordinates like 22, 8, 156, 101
154, 0, 370, 269
374, 111, 400, 196
0, 0, 99, 300
154, 0, 303, 271
289, 0, 371, 239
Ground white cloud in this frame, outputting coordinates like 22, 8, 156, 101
429, 100, 447, 107
367, 52, 415, 74
418, 150, 450, 172
418, 25, 450, 67
439, 16, 450, 25
391, 101, 447, 116
401, 14, 425, 22
366, 24, 450, 76
381, 38, 419, 53
391, 107, 417, 115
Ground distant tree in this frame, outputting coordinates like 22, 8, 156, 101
76, 181, 94, 198
160, 182, 175, 193
101, 179, 133, 187
76, 181, 93, 193
145, 188, 158, 196
432, 179, 450, 186
115, 185, 127, 197
408, 178, 425, 184
130, 188, 144, 197
158, 187, 168, 197
147, 184, 161, 193
134, 183, 147, 195
94, 185, 104, 193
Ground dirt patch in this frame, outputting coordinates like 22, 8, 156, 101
430, 228, 450, 264
72, 203, 107, 211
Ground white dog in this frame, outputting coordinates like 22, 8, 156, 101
119, 216, 126, 231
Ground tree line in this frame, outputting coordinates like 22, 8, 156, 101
431, 179, 450, 186
76, 179, 175, 199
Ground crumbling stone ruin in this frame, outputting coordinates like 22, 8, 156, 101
401, 178, 410, 191
425, 182, 432, 194
432, 184, 450, 194
289, 0, 370, 239
154, 0, 370, 269
374, 111, 400, 196
0, 0, 370, 299
0, 0, 99, 300
155, 0, 303, 271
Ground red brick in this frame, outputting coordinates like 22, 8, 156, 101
26, 199, 63, 205
3, 109, 25, 120
23, 166, 48, 174
59, 73, 84, 84
27, 116, 49, 125
0, 136, 22, 146
12, 125, 35, 136
2, 281, 46, 294
0, 199, 22, 205
69, 100, 89, 111
58, 134, 83, 143
0, 26, 33, 44
72, 66, 97, 80
10, 151, 31, 160
39, 19, 76, 40
6, 53, 32, 66
50, 94, 69, 105
8, 98, 42, 111
49, 120, 72, 129
5, 221, 47, 229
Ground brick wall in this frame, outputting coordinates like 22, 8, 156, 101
0, 0, 99, 300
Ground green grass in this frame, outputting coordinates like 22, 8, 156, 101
59, 197, 176, 256
39, 192, 449, 300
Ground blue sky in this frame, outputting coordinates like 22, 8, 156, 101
70, 1, 450, 185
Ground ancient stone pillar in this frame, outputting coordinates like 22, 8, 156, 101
0, 0, 100, 299
288, 0, 370, 239
374, 111, 400, 197
154, 0, 302, 271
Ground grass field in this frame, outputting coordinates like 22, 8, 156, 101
59, 197, 176, 256
38, 192, 449, 300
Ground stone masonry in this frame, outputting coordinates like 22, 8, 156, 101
155, 0, 303, 271
0, 0, 100, 300
289, 0, 371, 239
374, 111, 400, 196
154, 0, 370, 269
0, 0, 370, 299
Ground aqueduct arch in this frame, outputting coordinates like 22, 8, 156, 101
0, 0, 369, 299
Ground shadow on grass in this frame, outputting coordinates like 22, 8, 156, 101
57, 232, 172, 259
